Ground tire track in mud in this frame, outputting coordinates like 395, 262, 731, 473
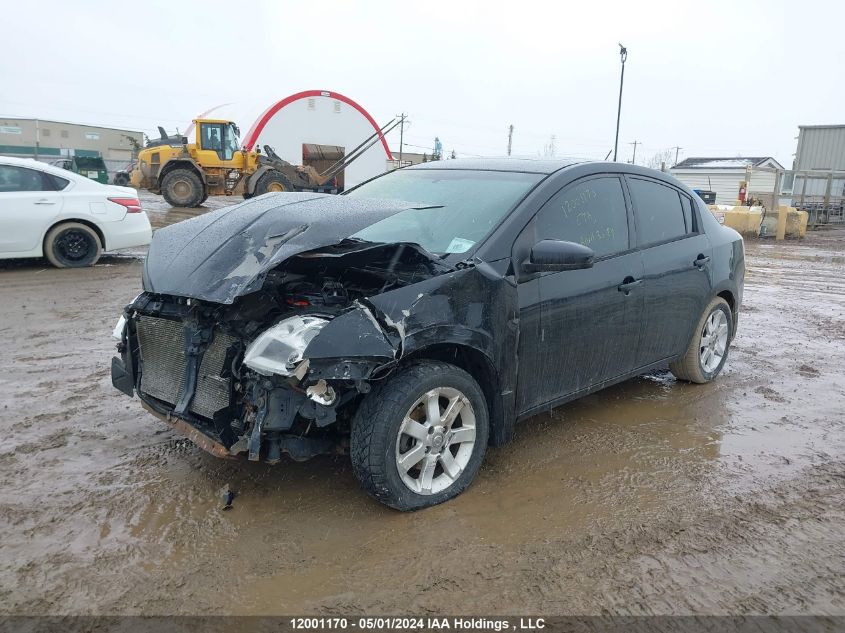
312, 461, 845, 615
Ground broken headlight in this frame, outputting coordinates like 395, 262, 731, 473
243, 315, 329, 377
112, 315, 127, 340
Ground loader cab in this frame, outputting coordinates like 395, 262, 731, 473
194, 120, 244, 167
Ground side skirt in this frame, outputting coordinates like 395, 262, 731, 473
515, 357, 676, 423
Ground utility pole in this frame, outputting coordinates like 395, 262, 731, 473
629, 140, 640, 164
613, 44, 628, 162
507, 124, 514, 156
670, 145, 682, 166
397, 113, 407, 167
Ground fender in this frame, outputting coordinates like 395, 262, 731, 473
246, 164, 275, 195
158, 156, 206, 184
305, 306, 516, 447
401, 330, 515, 447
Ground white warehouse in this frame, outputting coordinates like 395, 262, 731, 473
670, 157, 784, 205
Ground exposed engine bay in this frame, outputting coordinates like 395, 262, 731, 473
112, 241, 447, 462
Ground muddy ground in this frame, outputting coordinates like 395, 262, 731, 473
0, 194, 843, 615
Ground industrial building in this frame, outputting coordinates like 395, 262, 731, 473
185, 90, 393, 189
791, 124, 845, 200
0, 118, 143, 176
670, 156, 784, 205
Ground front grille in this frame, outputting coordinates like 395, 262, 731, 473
135, 315, 237, 420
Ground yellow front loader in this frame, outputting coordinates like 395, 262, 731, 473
131, 118, 399, 208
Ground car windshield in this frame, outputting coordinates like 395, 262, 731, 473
344, 169, 543, 255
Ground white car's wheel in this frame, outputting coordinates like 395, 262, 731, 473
44, 222, 102, 268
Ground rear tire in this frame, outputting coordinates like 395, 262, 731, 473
350, 361, 489, 511
113, 173, 130, 186
253, 170, 295, 196
161, 168, 204, 208
44, 222, 102, 268
670, 297, 732, 384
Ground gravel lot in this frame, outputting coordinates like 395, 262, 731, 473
1, 194, 843, 615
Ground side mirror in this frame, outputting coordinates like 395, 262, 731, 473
522, 239, 595, 273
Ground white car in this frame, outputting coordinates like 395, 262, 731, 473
0, 156, 152, 267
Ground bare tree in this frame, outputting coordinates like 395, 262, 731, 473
541, 134, 557, 158
122, 134, 143, 158
646, 148, 680, 171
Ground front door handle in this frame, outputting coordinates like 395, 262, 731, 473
694, 255, 711, 269
618, 278, 642, 294
34, 199, 57, 205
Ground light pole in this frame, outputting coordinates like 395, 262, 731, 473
613, 44, 628, 162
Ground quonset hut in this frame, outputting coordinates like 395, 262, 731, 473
185, 90, 393, 191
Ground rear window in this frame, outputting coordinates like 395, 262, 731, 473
628, 178, 688, 245
46, 173, 70, 190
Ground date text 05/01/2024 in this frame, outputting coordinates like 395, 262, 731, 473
289, 617, 546, 631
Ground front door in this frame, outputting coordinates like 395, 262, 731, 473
626, 176, 713, 365
516, 175, 644, 414
195, 122, 243, 167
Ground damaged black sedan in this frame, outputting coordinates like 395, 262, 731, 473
111, 159, 744, 510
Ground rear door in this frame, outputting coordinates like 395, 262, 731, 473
626, 176, 712, 366
515, 174, 644, 413
0, 165, 65, 253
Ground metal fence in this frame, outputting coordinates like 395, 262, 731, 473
789, 170, 845, 227
750, 167, 845, 228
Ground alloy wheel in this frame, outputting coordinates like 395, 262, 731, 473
699, 309, 729, 373
395, 387, 477, 495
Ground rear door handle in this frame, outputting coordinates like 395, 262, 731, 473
694, 255, 711, 269
34, 199, 57, 205
618, 278, 642, 294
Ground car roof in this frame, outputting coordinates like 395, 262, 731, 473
0, 155, 92, 182
407, 157, 579, 174
407, 158, 694, 187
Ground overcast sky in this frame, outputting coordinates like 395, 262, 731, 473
2, 0, 843, 167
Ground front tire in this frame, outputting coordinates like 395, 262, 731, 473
161, 168, 204, 208
670, 297, 732, 383
350, 361, 489, 511
44, 222, 102, 268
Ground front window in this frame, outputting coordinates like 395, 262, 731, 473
535, 176, 630, 257
344, 169, 542, 255
200, 122, 240, 160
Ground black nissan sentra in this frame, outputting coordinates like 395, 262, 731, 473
111, 159, 744, 510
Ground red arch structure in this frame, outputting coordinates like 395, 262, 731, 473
241, 90, 393, 160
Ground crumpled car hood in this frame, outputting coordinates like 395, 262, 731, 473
143, 192, 424, 304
